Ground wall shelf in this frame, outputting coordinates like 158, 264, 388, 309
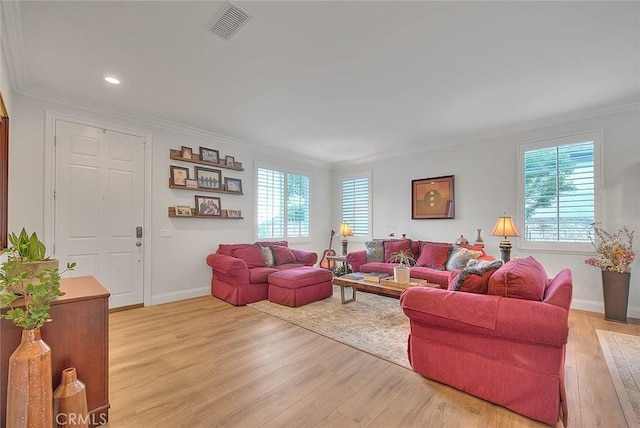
169, 149, 244, 171
168, 207, 243, 219
168, 181, 243, 195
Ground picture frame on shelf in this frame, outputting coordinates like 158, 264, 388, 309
181, 146, 193, 160
411, 175, 455, 219
195, 195, 221, 216
170, 166, 189, 187
199, 147, 220, 163
195, 166, 222, 190
225, 155, 235, 167
185, 179, 198, 189
224, 177, 243, 194
175, 205, 192, 216
227, 209, 241, 218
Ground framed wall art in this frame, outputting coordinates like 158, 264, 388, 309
195, 167, 222, 190
175, 205, 192, 216
195, 195, 221, 216
170, 166, 189, 187
411, 175, 455, 219
199, 146, 219, 163
224, 177, 243, 194
181, 146, 193, 159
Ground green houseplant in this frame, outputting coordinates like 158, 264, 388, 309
1, 228, 75, 427
389, 249, 416, 284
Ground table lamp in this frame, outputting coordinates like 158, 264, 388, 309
339, 222, 354, 255
490, 214, 520, 262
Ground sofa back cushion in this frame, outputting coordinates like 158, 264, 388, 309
270, 245, 297, 265
416, 242, 452, 270
383, 240, 413, 263
218, 243, 252, 256
232, 244, 266, 268
256, 240, 288, 248
487, 256, 548, 301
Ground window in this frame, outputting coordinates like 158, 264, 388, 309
519, 131, 600, 250
257, 167, 309, 239
342, 175, 370, 236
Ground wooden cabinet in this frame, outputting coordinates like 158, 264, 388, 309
1, 276, 110, 427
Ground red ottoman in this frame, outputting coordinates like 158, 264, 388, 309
268, 266, 333, 307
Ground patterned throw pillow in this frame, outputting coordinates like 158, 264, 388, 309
259, 245, 275, 267
449, 260, 504, 294
445, 245, 483, 271
365, 241, 384, 262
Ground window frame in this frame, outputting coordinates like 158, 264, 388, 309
255, 164, 310, 242
517, 130, 602, 254
340, 170, 372, 240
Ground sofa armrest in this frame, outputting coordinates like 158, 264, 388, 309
346, 250, 367, 272
400, 287, 569, 347
206, 253, 250, 282
291, 249, 318, 266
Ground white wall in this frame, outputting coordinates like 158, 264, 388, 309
8, 93, 332, 305
334, 106, 640, 317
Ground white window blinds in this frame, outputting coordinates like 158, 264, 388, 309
257, 167, 309, 239
342, 176, 369, 236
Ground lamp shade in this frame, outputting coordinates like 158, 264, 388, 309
490, 216, 520, 238
339, 222, 354, 237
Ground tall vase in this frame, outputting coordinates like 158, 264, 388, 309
6, 328, 53, 428
53, 368, 89, 428
602, 270, 631, 323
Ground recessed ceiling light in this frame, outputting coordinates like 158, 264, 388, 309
104, 76, 120, 85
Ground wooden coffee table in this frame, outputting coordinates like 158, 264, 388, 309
332, 273, 439, 303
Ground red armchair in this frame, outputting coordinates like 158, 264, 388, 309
400, 268, 572, 426
206, 242, 317, 306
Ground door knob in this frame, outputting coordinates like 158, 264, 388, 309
136, 241, 142, 247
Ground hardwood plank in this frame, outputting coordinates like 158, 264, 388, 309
103, 296, 639, 427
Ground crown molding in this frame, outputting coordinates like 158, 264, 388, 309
1, 1, 27, 91
332, 97, 640, 170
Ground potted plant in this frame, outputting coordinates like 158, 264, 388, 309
0, 228, 75, 427
585, 224, 635, 323
389, 249, 415, 283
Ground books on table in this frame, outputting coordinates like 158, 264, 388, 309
362, 272, 390, 283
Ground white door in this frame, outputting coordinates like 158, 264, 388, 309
54, 120, 145, 308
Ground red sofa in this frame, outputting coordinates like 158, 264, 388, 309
400, 261, 572, 426
346, 239, 494, 288
206, 241, 318, 305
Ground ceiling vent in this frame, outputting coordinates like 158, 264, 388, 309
208, 2, 252, 41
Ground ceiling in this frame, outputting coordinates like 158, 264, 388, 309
4, 1, 639, 164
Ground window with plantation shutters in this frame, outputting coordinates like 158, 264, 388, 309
257, 167, 309, 239
519, 131, 600, 250
342, 176, 370, 236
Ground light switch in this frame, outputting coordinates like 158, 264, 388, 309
160, 229, 173, 238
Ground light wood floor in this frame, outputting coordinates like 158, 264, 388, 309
104, 296, 639, 428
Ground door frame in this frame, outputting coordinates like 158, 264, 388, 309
43, 111, 153, 307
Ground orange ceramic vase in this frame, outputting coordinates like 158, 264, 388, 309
53, 368, 89, 428
6, 328, 53, 428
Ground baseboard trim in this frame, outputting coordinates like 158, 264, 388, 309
571, 299, 640, 319
150, 286, 210, 306
109, 303, 144, 313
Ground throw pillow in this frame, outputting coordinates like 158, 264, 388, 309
445, 245, 483, 271
232, 245, 266, 268
416, 242, 452, 270
466, 259, 503, 269
270, 245, 297, 265
365, 241, 385, 262
383, 240, 413, 263
450, 260, 504, 294
259, 245, 275, 267
487, 256, 548, 301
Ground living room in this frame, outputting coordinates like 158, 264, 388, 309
0, 1, 639, 426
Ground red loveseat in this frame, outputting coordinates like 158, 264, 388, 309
400, 259, 572, 426
206, 241, 318, 306
346, 239, 494, 288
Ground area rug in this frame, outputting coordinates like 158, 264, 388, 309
248, 286, 410, 368
596, 329, 640, 427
